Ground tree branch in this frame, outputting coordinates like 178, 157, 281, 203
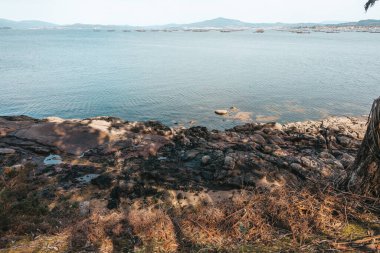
365, 0, 378, 11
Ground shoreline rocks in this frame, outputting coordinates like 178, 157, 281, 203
0, 115, 367, 192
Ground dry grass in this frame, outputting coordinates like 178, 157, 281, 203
128, 208, 178, 252
0, 164, 379, 252
176, 185, 379, 251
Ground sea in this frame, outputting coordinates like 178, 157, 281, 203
1, 29, 379, 129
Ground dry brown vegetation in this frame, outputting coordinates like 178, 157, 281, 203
1, 163, 379, 252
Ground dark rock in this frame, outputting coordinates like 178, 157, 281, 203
251, 134, 266, 145
201, 171, 214, 180
336, 136, 351, 147
226, 176, 243, 188
224, 156, 235, 170
340, 153, 355, 168
231, 144, 254, 151
185, 126, 210, 140
91, 173, 113, 189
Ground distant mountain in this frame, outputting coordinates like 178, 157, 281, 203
183, 17, 254, 28
1, 18, 379, 30
338, 19, 380, 26
63, 23, 135, 30
0, 18, 56, 29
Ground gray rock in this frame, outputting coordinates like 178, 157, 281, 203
336, 136, 351, 147
201, 171, 214, 180
226, 176, 242, 187
43, 154, 62, 165
79, 201, 90, 216
301, 157, 319, 169
201, 155, 211, 165
224, 156, 235, 170
333, 160, 345, 170
0, 148, 16, 154
251, 134, 266, 145
340, 153, 355, 168
76, 174, 100, 184
184, 150, 199, 160
290, 163, 306, 172
269, 135, 284, 145
319, 152, 335, 159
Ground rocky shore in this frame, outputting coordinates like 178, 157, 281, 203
1, 115, 378, 252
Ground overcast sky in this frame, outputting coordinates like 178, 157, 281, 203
0, 0, 379, 25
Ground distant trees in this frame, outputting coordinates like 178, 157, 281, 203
365, 0, 378, 10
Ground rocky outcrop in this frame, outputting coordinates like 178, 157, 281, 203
0, 115, 374, 252
0, 115, 366, 193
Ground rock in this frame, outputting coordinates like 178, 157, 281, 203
224, 156, 235, 170
273, 123, 283, 131
11, 164, 24, 171
269, 136, 284, 145
251, 134, 266, 145
76, 174, 100, 184
201, 171, 214, 180
226, 176, 242, 187
201, 155, 211, 165
301, 157, 319, 169
332, 161, 345, 170
319, 152, 335, 159
184, 150, 199, 160
43, 154, 62, 165
79, 201, 90, 216
0, 148, 16, 154
336, 136, 351, 147
91, 173, 113, 189
262, 145, 275, 153
340, 153, 355, 168
215, 110, 228, 115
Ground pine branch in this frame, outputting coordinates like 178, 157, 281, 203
365, 0, 378, 11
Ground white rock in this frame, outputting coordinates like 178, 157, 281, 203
273, 123, 283, 131
43, 154, 63, 165
76, 174, 100, 184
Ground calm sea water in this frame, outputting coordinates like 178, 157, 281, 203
0, 30, 379, 129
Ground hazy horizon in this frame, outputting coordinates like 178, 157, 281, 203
0, 0, 379, 26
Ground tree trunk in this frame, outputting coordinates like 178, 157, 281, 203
346, 97, 380, 197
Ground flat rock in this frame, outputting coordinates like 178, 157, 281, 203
13, 121, 112, 155
0, 148, 16, 154
44, 154, 63, 165
215, 110, 228, 115
251, 134, 266, 145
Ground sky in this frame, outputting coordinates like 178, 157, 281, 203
0, 0, 379, 25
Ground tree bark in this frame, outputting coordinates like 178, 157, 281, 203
346, 97, 380, 197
